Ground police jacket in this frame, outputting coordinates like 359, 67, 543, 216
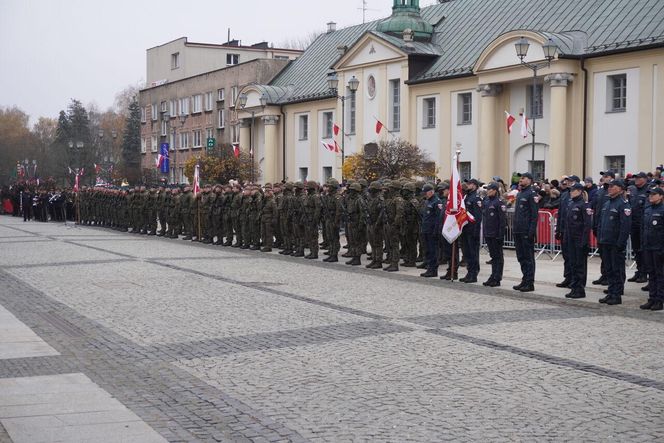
420, 194, 442, 235
513, 185, 538, 236
597, 195, 631, 248
563, 195, 591, 246
556, 189, 571, 235
482, 195, 506, 239
627, 184, 648, 226
592, 185, 609, 231
463, 190, 482, 237
641, 202, 664, 252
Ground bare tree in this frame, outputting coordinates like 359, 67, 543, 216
278, 30, 323, 50
114, 82, 142, 117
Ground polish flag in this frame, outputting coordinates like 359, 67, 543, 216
193, 164, 201, 196
333, 124, 340, 137
442, 153, 475, 244
321, 140, 335, 152
375, 119, 384, 135
232, 143, 240, 158
505, 111, 516, 134
333, 140, 341, 153
520, 112, 530, 139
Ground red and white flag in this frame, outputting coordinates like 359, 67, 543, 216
375, 119, 384, 135
505, 111, 516, 134
232, 143, 240, 158
520, 112, 530, 139
193, 164, 201, 196
321, 140, 335, 152
333, 124, 340, 137
442, 154, 475, 244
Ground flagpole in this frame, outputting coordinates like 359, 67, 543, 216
450, 150, 461, 282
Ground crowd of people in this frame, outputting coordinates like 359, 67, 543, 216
2, 164, 663, 311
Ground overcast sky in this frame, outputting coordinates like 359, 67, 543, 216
0, 0, 430, 125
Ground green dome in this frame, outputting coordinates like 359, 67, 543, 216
376, 0, 434, 41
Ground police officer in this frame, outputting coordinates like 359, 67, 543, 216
460, 179, 482, 283
512, 172, 539, 292
597, 179, 631, 305
563, 183, 592, 299
639, 186, 664, 311
627, 172, 650, 283
482, 182, 506, 287
419, 183, 442, 278
591, 170, 615, 285
555, 175, 581, 288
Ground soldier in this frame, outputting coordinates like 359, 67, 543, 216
167, 188, 181, 238
291, 182, 306, 256
639, 186, 664, 311
303, 181, 322, 259
419, 183, 442, 278
344, 182, 363, 266
222, 184, 234, 246
156, 185, 168, 236
401, 182, 420, 268
512, 173, 539, 292
272, 184, 283, 249
231, 184, 243, 247
260, 185, 277, 252
480, 183, 506, 286
278, 183, 294, 255
211, 185, 224, 245
365, 181, 385, 269
597, 179, 632, 305
357, 179, 369, 255
180, 186, 193, 240
323, 179, 343, 263
563, 183, 592, 299
147, 187, 159, 235
239, 186, 252, 249
199, 185, 213, 244
319, 183, 330, 251
460, 179, 483, 283
383, 181, 404, 272
627, 172, 650, 283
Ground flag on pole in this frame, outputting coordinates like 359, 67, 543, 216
333, 124, 340, 137
193, 163, 201, 196
333, 140, 340, 153
520, 112, 529, 139
321, 140, 335, 152
375, 119, 384, 135
158, 143, 170, 173
232, 143, 240, 158
94, 163, 102, 174
505, 111, 516, 134
442, 154, 475, 244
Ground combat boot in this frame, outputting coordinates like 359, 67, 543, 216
519, 284, 535, 292
325, 255, 338, 263
346, 257, 361, 266
261, 247, 272, 253
650, 300, 663, 311
440, 272, 458, 281
305, 253, 318, 259
598, 295, 610, 304
592, 277, 608, 285
401, 261, 416, 268
365, 261, 376, 269
416, 262, 427, 269
182, 236, 192, 241
606, 296, 622, 305
383, 264, 399, 272
556, 279, 571, 288
513, 282, 525, 291
420, 270, 437, 278
640, 300, 655, 310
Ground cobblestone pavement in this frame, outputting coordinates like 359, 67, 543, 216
1, 215, 663, 442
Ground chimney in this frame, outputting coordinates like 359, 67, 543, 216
327, 22, 337, 33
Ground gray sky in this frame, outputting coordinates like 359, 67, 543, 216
0, 0, 411, 124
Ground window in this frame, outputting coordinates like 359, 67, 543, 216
217, 88, 225, 101
160, 101, 167, 112
204, 92, 213, 111
527, 84, 543, 119
169, 100, 177, 117
192, 95, 202, 113
323, 167, 332, 182
141, 137, 147, 153
348, 87, 356, 134
171, 52, 179, 69
274, 55, 290, 60
180, 132, 189, 149
140, 107, 146, 123
605, 155, 625, 177
528, 160, 546, 182
226, 53, 239, 65
193, 130, 202, 148
151, 136, 158, 153
231, 86, 238, 107
459, 162, 471, 181
458, 93, 472, 125
161, 120, 168, 137
322, 111, 334, 138
151, 104, 158, 121
423, 98, 436, 128
299, 167, 308, 182
298, 115, 308, 140
179, 98, 189, 115
390, 79, 401, 132
217, 110, 225, 128
608, 74, 627, 112
206, 128, 214, 140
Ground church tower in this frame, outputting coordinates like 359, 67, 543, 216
376, 0, 434, 41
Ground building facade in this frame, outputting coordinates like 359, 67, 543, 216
236, 0, 664, 184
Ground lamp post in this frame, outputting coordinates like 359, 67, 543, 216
239, 92, 268, 183
514, 37, 558, 177
327, 71, 359, 180
98, 129, 118, 184
162, 112, 188, 184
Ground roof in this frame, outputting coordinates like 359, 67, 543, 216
270, 0, 664, 102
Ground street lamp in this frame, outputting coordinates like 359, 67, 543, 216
239, 92, 268, 183
514, 37, 558, 177
162, 111, 188, 184
327, 70, 359, 180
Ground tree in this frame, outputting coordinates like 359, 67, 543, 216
0, 106, 36, 184
342, 138, 436, 181
278, 30, 323, 50
120, 98, 142, 184
183, 146, 260, 185
114, 83, 141, 117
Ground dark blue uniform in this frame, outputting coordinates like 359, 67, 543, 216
627, 184, 648, 279
591, 185, 610, 282
420, 195, 442, 274
556, 189, 572, 282
513, 185, 539, 285
482, 195, 506, 283
462, 190, 482, 279
597, 195, 632, 300
563, 195, 591, 295
642, 201, 664, 302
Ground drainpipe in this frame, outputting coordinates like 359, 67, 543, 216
581, 56, 589, 178
280, 105, 287, 182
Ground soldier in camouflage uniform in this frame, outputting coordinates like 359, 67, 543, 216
322, 179, 342, 263
146, 187, 159, 235
166, 188, 181, 238
221, 184, 234, 246
383, 181, 405, 272
211, 185, 223, 245
278, 183, 293, 255
365, 181, 385, 269
303, 181, 322, 259
156, 185, 168, 236
239, 187, 252, 249
249, 186, 263, 249
272, 184, 283, 249
260, 184, 276, 252
344, 182, 363, 266
180, 186, 193, 240
231, 184, 244, 247
290, 182, 306, 257
401, 182, 421, 267
199, 185, 213, 244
